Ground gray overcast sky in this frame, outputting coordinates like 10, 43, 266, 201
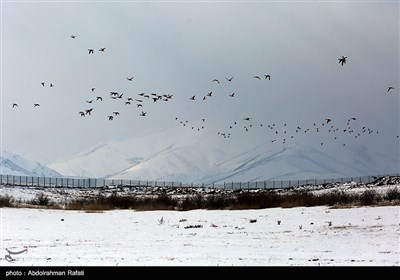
1, 0, 399, 165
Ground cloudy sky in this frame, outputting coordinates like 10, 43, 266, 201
1, 0, 399, 166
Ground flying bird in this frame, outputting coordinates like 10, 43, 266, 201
212, 79, 220, 84
88, 49, 94, 54
387, 86, 394, 92
253, 75, 261, 80
338, 55, 347, 66
189, 95, 195, 100
126, 77, 134, 81
96, 96, 103, 101
41, 82, 45, 87
226, 77, 233, 82
264, 75, 271, 80
325, 118, 332, 124
108, 115, 114, 121
34, 103, 40, 107
243, 117, 251, 121
12, 103, 18, 108
91, 88, 96, 92
113, 111, 120, 116
79, 111, 85, 117
49, 83, 54, 87
229, 92, 235, 97
140, 111, 147, 116
99, 48, 106, 52
71, 35, 76, 39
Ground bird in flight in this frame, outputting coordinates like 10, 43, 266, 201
79, 111, 85, 117
140, 111, 147, 116
126, 77, 134, 81
91, 88, 96, 92
96, 96, 103, 101
34, 103, 40, 107
338, 55, 347, 66
387, 86, 394, 92
113, 111, 120, 116
88, 49, 94, 54
229, 92, 235, 97
264, 75, 271, 80
41, 82, 45, 87
212, 79, 220, 84
71, 35, 76, 39
108, 115, 114, 121
243, 117, 251, 121
12, 103, 18, 108
49, 83, 54, 87
254, 75, 261, 80
226, 77, 233, 82
99, 48, 106, 52
86, 100, 93, 103
190, 95, 195, 100
325, 118, 332, 124
85, 108, 93, 115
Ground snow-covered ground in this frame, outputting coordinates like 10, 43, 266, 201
1, 177, 399, 266
0, 205, 399, 266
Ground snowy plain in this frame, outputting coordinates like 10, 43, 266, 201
1, 178, 399, 266
0, 205, 398, 266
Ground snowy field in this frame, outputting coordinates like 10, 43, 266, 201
0, 205, 399, 266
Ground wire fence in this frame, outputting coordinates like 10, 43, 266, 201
0, 173, 398, 190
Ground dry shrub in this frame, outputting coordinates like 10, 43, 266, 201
359, 189, 380, 206
234, 192, 280, 209
385, 187, 400, 201
31, 192, 51, 206
0, 195, 13, 207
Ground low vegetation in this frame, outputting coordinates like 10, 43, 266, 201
0, 186, 399, 210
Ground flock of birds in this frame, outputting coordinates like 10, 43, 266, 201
10, 34, 399, 149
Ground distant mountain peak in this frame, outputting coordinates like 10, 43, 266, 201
1, 151, 61, 177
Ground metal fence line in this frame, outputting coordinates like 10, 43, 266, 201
0, 173, 398, 190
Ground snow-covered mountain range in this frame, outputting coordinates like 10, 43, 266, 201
0, 151, 61, 177
46, 126, 399, 183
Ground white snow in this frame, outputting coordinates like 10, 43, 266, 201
0, 151, 61, 177
1, 205, 398, 266
47, 127, 400, 183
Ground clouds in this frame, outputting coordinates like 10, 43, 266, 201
1, 1, 399, 169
